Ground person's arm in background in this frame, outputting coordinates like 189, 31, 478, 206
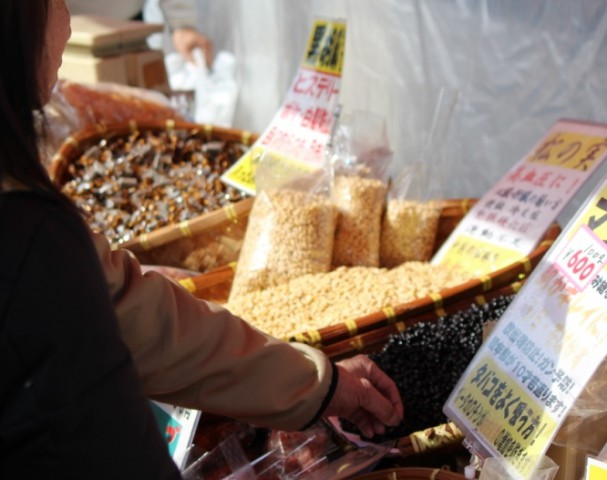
159, 0, 213, 66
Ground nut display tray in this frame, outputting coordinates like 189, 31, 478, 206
179, 198, 560, 348
50, 120, 257, 273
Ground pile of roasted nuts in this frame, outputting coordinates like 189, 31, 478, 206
61, 128, 248, 245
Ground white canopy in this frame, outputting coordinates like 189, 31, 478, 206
146, 0, 607, 224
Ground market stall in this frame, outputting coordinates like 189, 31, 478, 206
34, 4, 607, 480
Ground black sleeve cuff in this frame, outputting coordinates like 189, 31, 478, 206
300, 362, 339, 431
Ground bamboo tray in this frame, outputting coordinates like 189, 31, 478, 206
178, 199, 561, 347
49, 120, 258, 272
323, 279, 525, 360
327, 283, 524, 463
350, 467, 466, 480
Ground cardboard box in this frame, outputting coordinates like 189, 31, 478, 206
66, 15, 163, 57
59, 15, 168, 91
59, 53, 129, 86
547, 444, 593, 480
125, 50, 169, 92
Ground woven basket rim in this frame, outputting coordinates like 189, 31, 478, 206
180, 197, 476, 295
323, 279, 526, 359
349, 466, 467, 480
49, 120, 259, 251
181, 198, 561, 346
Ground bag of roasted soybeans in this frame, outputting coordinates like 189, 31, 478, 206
380, 165, 443, 267
228, 152, 337, 301
380, 84, 458, 267
328, 110, 393, 268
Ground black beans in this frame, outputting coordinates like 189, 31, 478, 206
340, 294, 515, 442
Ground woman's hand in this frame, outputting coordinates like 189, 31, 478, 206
324, 355, 404, 439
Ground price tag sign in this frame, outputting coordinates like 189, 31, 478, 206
444, 174, 607, 480
221, 18, 346, 195
555, 225, 604, 291
586, 457, 607, 480
150, 401, 201, 470
432, 119, 607, 278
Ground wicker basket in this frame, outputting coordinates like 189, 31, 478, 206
179, 199, 561, 347
350, 467, 466, 480
322, 279, 525, 360
49, 120, 258, 273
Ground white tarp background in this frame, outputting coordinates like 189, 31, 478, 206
146, 0, 607, 225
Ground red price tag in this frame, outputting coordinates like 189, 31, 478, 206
555, 225, 606, 291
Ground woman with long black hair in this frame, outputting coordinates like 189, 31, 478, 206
0, 2, 403, 478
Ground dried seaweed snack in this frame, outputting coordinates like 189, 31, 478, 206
331, 175, 387, 267
339, 294, 515, 442
380, 199, 441, 267
228, 188, 337, 300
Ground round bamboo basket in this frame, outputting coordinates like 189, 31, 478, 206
178, 200, 561, 347
350, 467, 467, 480
322, 279, 525, 360
49, 120, 258, 272
49, 119, 258, 184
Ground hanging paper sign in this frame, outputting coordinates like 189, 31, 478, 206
586, 457, 607, 480
432, 119, 607, 277
150, 401, 202, 470
443, 175, 607, 479
221, 18, 346, 195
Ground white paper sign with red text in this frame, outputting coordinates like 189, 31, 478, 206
444, 175, 607, 479
432, 119, 607, 277
221, 18, 346, 195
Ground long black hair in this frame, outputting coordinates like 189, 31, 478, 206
0, 0, 67, 200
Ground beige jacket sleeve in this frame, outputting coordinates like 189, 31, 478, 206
159, 0, 198, 30
92, 232, 335, 431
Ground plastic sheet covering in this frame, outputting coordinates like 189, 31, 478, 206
143, 0, 607, 225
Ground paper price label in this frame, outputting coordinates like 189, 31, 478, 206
586, 457, 607, 480
302, 19, 346, 75
527, 131, 607, 172
444, 173, 607, 480
570, 184, 607, 240
432, 119, 607, 277
221, 17, 345, 195
435, 234, 524, 278
451, 355, 558, 478
221, 146, 316, 195
555, 225, 606, 291
150, 401, 201, 470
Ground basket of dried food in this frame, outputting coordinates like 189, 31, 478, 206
322, 279, 526, 360
49, 120, 258, 273
334, 282, 521, 453
179, 197, 560, 347
349, 467, 466, 480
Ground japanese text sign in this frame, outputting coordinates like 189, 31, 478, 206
586, 457, 607, 480
221, 18, 346, 195
150, 401, 201, 470
432, 119, 607, 277
444, 174, 607, 479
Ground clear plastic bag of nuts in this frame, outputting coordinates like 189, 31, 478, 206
228, 152, 338, 301
380, 84, 458, 267
327, 111, 393, 268
380, 163, 443, 267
